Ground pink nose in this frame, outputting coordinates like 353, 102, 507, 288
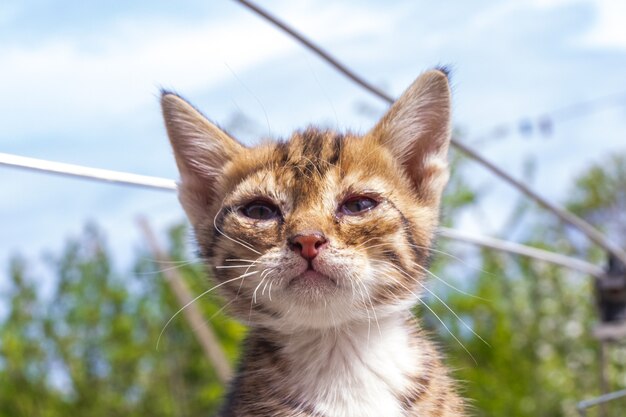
289, 232, 327, 260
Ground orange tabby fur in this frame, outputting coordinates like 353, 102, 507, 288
161, 69, 465, 416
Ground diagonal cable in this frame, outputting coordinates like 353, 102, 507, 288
231, 0, 626, 266
0, 152, 176, 191
0, 151, 604, 277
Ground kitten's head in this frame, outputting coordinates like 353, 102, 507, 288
161, 70, 451, 332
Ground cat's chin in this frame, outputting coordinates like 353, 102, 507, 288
284, 270, 339, 303
288, 270, 336, 288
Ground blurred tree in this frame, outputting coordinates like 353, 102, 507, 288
428, 151, 626, 417
0, 224, 244, 417
567, 153, 626, 254
1, 151, 625, 417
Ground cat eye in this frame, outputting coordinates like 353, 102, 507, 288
240, 200, 281, 220
340, 196, 379, 215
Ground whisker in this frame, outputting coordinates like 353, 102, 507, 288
377, 260, 490, 348
268, 279, 275, 301
157, 270, 258, 351
264, 269, 278, 302
378, 270, 477, 364
252, 276, 267, 304
261, 278, 271, 297
353, 236, 383, 249
213, 205, 261, 255
406, 242, 495, 277
216, 264, 260, 269
360, 242, 404, 252
349, 279, 357, 303
225, 258, 258, 263
207, 298, 236, 321
141, 257, 199, 265
363, 241, 486, 301
362, 240, 457, 264
355, 280, 372, 344
415, 281, 489, 348
409, 260, 489, 302
139, 261, 197, 275
236, 259, 263, 298
362, 281, 382, 337
361, 239, 485, 274
190, 297, 237, 335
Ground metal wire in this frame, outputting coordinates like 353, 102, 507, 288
472, 90, 626, 145
440, 227, 604, 278
577, 388, 626, 416
0, 151, 603, 277
231, 0, 626, 266
0, 152, 176, 191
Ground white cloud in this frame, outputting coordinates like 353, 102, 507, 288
0, 1, 397, 137
529, 0, 584, 9
466, 1, 522, 33
0, 3, 20, 26
578, 0, 626, 49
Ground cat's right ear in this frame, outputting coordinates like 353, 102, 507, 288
366, 70, 451, 206
161, 92, 244, 224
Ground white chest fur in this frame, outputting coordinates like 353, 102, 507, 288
281, 315, 421, 417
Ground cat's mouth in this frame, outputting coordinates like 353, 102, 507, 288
288, 269, 337, 288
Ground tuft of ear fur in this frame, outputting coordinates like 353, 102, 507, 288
367, 69, 452, 206
161, 92, 244, 224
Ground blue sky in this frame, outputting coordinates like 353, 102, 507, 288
1, 0, 625, 276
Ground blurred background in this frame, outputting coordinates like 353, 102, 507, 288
1, 0, 625, 415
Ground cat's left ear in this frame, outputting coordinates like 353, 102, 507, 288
367, 69, 451, 205
161, 92, 244, 225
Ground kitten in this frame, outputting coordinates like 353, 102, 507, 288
161, 69, 465, 417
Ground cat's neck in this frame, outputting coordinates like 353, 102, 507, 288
251, 313, 424, 417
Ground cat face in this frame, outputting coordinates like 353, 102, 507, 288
161, 70, 451, 331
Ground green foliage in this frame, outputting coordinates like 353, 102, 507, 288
568, 154, 626, 218
429, 251, 602, 416
1, 152, 625, 416
567, 153, 626, 249
427, 151, 626, 416
0, 224, 244, 417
